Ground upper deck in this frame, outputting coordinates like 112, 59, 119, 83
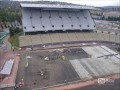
20, 3, 99, 10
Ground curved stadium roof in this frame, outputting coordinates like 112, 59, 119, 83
20, 3, 99, 10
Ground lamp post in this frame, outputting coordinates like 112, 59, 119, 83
108, 31, 110, 41
115, 33, 117, 43
119, 34, 120, 43
0, 48, 2, 69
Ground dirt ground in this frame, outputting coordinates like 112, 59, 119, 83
15, 48, 89, 90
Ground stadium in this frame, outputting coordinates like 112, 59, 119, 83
0, 1, 120, 90
19, 3, 120, 48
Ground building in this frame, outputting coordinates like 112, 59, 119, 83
20, 3, 98, 34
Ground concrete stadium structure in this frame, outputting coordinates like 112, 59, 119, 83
21, 3, 97, 33
20, 3, 120, 48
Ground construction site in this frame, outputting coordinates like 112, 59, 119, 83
15, 45, 120, 90
0, 1, 120, 90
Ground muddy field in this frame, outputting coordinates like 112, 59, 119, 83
15, 48, 89, 90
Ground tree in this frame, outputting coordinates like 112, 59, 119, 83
9, 27, 22, 36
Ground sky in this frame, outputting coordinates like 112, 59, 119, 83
12, 0, 120, 7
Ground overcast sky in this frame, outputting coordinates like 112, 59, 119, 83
13, 0, 120, 7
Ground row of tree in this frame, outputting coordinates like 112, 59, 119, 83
9, 27, 22, 36
104, 16, 120, 21
0, 9, 21, 23
102, 16, 120, 22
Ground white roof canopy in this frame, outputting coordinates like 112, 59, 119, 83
21, 3, 99, 10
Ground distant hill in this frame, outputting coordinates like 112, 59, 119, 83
20, 1, 79, 5
0, 0, 20, 11
0, 0, 83, 11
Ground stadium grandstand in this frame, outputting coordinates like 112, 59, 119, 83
21, 3, 97, 34
19, 2, 120, 48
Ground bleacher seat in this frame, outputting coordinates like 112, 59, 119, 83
31, 10, 43, 31
22, 9, 34, 32
22, 9, 95, 32
59, 11, 72, 30
68, 12, 80, 30
76, 11, 88, 30
41, 11, 53, 31
83, 10, 95, 30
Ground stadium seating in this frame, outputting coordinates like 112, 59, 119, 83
20, 4, 120, 48
41, 34, 52, 44
41, 11, 53, 31
68, 12, 80, 30
22, 9, 95, 32
75, 32, 86, 41
19, 31, 120, 47
50, 11, 63, 30
83, 10, 95, 29
76, 11, 88, 30
31, 10, 43, 31
22, 9, 34, 32
49, 33, 61, 43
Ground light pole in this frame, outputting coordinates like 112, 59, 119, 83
115, 33, 117, 43
108, 31, 110, 41
0, 48, 2, 69
119, 34, 120, 43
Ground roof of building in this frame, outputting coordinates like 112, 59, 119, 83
20, 3, 99, 10
0, 59, 14, 75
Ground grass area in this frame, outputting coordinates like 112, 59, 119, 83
10, 34, 19, 47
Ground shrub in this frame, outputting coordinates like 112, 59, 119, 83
9, 27, 22, 36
